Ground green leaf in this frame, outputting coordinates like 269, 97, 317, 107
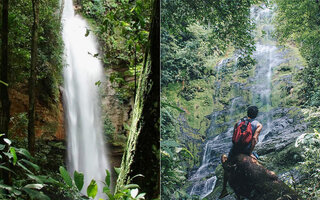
0, 144, 5, 150
59, 166, 73, 187
103, 186, 114, 200
136, 193, 146, 199
18, 162, 34, 174
114, 167, 121, 175
13, 188, 22, 196
105, 169, 111, 187
87, 179, 98, 198
10, 147, 17, 165
21, 159, 40, 171
74, 171, 84, 191
95, 80, 101, 86
0, 183, 13, 191
0, 165, 16, 174
16, 148, 32, 159
27, 174, 43, 183
22, 188, 50, 200
123, 184, 140, 189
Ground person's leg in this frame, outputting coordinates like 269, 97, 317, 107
219, 154, 229, 199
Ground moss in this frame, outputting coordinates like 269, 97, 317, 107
163, 78, 214, 136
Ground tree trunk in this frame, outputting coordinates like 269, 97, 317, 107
115, 0, 160, 198
224, 154, 301, 200
28, 0, 39, 156
0, 0, 12, 186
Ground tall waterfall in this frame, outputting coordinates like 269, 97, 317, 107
62, 0, 110, 198
189, 4, 288, 199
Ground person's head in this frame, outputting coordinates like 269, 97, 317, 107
247, 106, 259, 119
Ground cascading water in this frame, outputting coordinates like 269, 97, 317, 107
62, 0, 110, 198
189, 4, 289, 199
250, 5, 284, 141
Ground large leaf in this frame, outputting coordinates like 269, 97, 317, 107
27, 174, 43, 183
0, 183, 13, 191
59, 166, 73, 187
16, 148, 32, 159
0, 164, 16, 174
22, 188, 50, 200
74, 170, 84, 191
18, 162, 34, 174
0, 144, 5, 151
87, 179, 98, 198
21, 159, 40, 171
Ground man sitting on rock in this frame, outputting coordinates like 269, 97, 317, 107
219, 105, 263, 199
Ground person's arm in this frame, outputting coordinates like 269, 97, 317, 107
250, 122, 263, 152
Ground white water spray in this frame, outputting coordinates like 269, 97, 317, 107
62, 0, 110, 198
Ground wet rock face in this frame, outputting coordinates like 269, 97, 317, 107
256, 108, 307, 155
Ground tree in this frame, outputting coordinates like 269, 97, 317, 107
28, 0, 39, 156
115, 0, 160, 198
0, 0, 11, 186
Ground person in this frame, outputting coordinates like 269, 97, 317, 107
218, 105, 263, 199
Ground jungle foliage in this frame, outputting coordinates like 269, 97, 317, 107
79, 0, 152, 103
273, 0, 320, 107
0, 0, 63, 104
161, 0, 259, 87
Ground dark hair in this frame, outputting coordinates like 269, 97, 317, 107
247, 106, 259, 119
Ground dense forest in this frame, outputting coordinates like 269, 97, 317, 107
161, 0, 320, 199
0, 0, 159, 199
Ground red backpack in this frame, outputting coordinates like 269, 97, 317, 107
232, 118, 253, 146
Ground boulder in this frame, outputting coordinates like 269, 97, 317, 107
224, 154, 301, 200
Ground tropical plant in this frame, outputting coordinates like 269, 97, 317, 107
59, 166, 146, 200
294, 130, 320, 199
160, 105, 194, 199
0, 135, 57, 200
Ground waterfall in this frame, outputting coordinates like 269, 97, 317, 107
251, 4, 286, 141
189, 4, 288, 199
62, 0, 110, 198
